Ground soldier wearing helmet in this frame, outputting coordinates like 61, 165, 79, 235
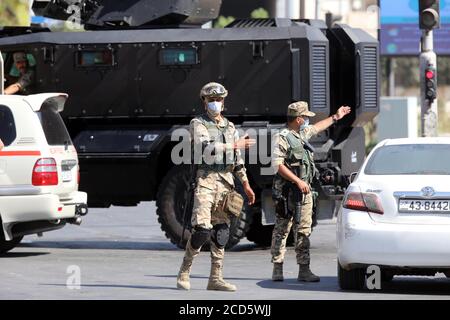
270, 101, 351, 282
176, 82, 256, 292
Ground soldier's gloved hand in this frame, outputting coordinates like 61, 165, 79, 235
243, 181, 255, 205
295, 179, 310, 194
234, 134, 256, 149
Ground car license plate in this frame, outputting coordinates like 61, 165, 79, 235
399, 199, 450, 212
62, 170, 72, 182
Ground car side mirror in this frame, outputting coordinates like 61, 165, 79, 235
349, 172, 358, 184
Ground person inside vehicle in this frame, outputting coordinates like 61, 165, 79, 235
4, 52, 35, 95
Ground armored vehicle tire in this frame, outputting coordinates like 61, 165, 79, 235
156, 165, 251, 250
337, 261, 366, 291
0, 233, 23, 254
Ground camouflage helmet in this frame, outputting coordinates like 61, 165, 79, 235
287, 101, 316, 117
199, 82, 228, 100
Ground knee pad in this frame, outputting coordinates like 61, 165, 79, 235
190, 226, 211, 250
211, 223, 229, 249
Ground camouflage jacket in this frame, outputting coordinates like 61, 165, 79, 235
190, 113, 248, 186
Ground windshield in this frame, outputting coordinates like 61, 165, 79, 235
364, 144, 450, 175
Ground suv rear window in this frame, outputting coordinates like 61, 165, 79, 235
38, 105, 73, 146
0, 105, 17, 146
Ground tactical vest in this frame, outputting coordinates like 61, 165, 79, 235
282, 130, 315, 184
197, 114, 236, 171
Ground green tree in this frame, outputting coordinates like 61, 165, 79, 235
0, 0, 30, 27
214, 7, 269, 28
214, 15, 235, 28
251, 8, 269, 19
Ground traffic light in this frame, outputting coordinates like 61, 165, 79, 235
424, 65, 437, 102
419, 0, 440, 30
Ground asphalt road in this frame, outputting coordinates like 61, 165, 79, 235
1, 202, 450, 300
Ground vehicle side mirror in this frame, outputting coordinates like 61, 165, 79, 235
349, 172, 358, 184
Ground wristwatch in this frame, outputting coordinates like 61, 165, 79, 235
331, 114, 338, 124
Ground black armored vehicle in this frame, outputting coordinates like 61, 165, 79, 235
0, 0, 379, 248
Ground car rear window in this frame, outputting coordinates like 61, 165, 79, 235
38, 104, 73, 146
364, 144, 450, 175
0, 105, 17, 146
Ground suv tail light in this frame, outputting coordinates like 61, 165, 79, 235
32, 158, 58, 186
343, 192, 384, 214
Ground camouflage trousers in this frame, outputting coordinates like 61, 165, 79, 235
191, 169, 233, 259
191, 169, 233, 229
270, 192, 313, 265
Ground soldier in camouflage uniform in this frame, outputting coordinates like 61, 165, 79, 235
271, 101, 351, 282
176, 82, 256, 291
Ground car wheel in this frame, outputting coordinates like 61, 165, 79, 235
156, 165, 251, 250
337, 261, 366, 290
0, 232, 23, 254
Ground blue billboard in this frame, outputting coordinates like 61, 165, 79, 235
380, 0, 450, 55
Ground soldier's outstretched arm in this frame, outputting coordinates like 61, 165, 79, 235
233, 132, 255, 205
312, 105, 351, 133
233, 134, 256, 149
190, 119, 254, 151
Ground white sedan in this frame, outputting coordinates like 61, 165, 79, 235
337, 137, 450, 290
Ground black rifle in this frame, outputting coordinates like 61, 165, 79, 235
290, 164, 303, 224
179, 163, 197, 247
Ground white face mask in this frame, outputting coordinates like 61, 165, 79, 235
300, 117, 309, 130
207, 101, 223, 116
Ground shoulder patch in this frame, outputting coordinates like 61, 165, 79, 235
190, 117, 203, 125
279, 128, 290, 137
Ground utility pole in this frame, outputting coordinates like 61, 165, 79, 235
299, 0, 305, 19
419, 0, 440, 137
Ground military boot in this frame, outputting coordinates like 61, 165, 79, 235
176, 239, 200, 290
297, 264, 320, 282
272, 263, 284, 281
207, 262, 237, 291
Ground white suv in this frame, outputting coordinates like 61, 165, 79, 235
0, 93, 88, 254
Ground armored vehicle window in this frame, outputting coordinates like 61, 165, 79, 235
76, 50, 115, 67
159, 48, 198, 66
0, 105, 17, 146
37, 105, 73, 146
